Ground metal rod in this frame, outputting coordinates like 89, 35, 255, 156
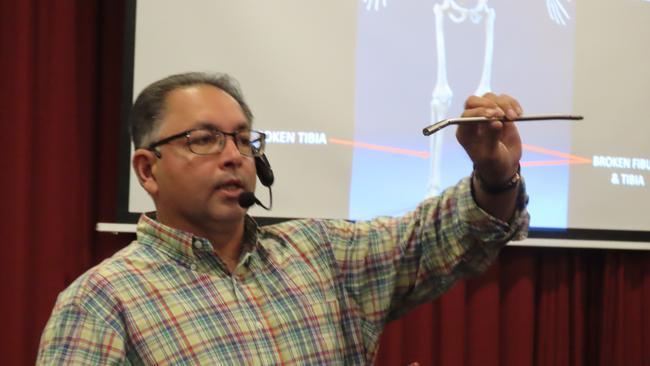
422, 114, 584, 136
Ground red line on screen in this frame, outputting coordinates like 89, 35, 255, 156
521, 144, 592, 164
328, 138, 430, 159
328, 137, 592, 166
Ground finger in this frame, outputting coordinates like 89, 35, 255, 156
481, 91, 498, 100
494, 94, 518, 120
461, 106, 506, 119
456, 119, 502, 145
456, 120, 480, 141
501, 120, 522, 145
480, 119, 504, 148
497, 94, 524, 116
494, 94, 523, 120
464, 94, 499, 110
511, 98, 524, 116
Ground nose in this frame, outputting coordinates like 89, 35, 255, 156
218, 135, 243, 168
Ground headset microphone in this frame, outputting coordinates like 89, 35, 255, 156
238, 192, 258, 208
239, 154, 274, 210
238, 191, 272, 210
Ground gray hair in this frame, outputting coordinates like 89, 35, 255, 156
129, 72, 254, 148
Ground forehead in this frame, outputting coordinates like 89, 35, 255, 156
159, 84, 249, 134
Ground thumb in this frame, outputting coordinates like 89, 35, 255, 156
483, 120, 504, 148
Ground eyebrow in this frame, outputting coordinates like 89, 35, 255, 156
193, 121, 250, 132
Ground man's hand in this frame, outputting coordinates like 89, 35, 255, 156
456, 92, 523, 186
456, 93, 524, 221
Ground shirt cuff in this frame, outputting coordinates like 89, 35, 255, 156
458, 176, 530, 243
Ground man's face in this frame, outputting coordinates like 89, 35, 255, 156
141, 84, 257, 233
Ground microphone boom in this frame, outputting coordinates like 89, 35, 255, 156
238, 191, 272, 210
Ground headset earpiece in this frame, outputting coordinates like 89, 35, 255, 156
254, 154, 274, 187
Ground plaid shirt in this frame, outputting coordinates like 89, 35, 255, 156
38, 177, 528, 365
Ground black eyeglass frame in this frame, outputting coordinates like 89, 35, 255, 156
146, 127, 266, 158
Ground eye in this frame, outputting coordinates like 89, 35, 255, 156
237, 132, 252, 145
189, 132, 217, 146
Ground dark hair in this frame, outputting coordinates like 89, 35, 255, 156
129, 72, 254, 148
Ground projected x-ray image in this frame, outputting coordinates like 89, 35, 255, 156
351, 0, 577, 228
364, 0, 573, 26
425, 0, 495, 197
362, 0, 574, 198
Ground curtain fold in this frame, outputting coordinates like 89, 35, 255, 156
376, 249, 650, 366
0, 1, 122, 364
0, 1, 648, 365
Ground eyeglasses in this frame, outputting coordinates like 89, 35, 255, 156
147, 127, 266, 158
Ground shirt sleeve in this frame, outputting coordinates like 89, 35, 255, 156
37, 279, 128, 365
322, 176, 529, 336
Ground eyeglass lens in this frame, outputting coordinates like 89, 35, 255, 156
186, 129, 264, 156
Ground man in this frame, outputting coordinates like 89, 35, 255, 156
38, 72, 529, 364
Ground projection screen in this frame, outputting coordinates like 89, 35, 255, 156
105, 0, 650, 249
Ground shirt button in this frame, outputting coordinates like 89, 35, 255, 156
190, 263, 198, 271
256, 321, 264, 329
193, 240, 203, 250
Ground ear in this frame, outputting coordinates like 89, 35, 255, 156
132, 149, 159, 196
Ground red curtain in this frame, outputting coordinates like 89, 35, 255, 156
1, 1, 648, 365
0, 1, 125, 364
376, 249, 650, 366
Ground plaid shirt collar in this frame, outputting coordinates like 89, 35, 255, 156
136, 212, 260, 263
